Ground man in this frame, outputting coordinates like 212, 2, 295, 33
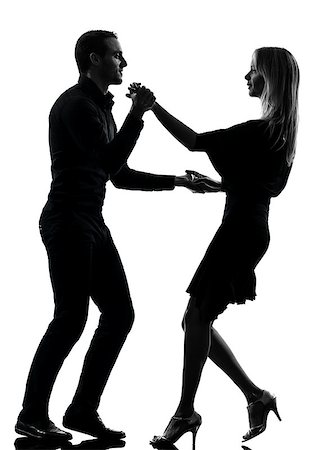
15, 30, 212, 442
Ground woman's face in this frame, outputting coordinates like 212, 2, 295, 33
245, 54, 265, 98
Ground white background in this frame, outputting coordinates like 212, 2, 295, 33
1, 0, 335, 449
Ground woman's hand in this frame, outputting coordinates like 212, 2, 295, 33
175, 170, 222, 193
126, 82, 142, 99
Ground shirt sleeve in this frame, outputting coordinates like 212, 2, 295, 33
60, 97, 144, 176
110, 163, 176, 191
191, 121, 261, 153
191, 129, 227, 152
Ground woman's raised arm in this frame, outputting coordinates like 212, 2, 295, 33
151, 102, 197, 149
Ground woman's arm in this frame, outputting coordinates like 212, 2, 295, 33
151, 102, 197, 149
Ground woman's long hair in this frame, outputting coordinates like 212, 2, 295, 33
254, 47, 300, 166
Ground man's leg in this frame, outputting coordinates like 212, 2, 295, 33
63, 227, 133, 437
18, 231, 92, 432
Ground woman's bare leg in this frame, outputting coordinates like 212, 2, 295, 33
209, 327, 262, 403
174, 297, 263, 417
174, 298, 212, 417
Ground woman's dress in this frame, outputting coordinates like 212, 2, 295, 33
186, 120, 292, 320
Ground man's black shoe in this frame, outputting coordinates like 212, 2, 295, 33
63, 408, 125, 439
15, 420, 72, 441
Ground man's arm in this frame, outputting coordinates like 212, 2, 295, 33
61, 87, 155, 177
110, 164, 176, 191
111, 164, 222, 193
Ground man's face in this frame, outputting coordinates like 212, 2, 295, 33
97, 37, 127, 85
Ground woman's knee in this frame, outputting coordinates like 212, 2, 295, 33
182, 303, 200, 329
182, 296, 213, 329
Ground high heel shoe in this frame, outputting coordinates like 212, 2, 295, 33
242, 390, 281, 442
150, 412, 202, 450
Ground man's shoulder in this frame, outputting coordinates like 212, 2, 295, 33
50, 83, 96, 115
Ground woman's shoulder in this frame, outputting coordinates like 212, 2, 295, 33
227, 119, 268, 133
219, 120, 269, 146
193, 119, 268, 151
200, 119, 266, 138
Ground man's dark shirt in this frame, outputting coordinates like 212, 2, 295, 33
46, 75, 175, 215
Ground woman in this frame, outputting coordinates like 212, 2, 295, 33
141, 47, 299, 447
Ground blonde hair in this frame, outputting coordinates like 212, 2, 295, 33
254, 47, 300, 166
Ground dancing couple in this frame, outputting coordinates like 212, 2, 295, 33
15, 30, 299, 448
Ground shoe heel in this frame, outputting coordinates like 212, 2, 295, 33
270, 398, 282, 421
192, 425, 200, 450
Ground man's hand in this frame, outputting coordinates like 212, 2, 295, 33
175, 170, 222, 193
127, 83, 155, 119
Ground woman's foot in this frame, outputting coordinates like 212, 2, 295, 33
242, 390, 281, 442
150, 411, 202, 449
245, 388, 264, 405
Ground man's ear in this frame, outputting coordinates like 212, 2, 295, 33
89, 52, 101, 67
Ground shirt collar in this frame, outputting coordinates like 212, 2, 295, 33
78, 75, 115, 110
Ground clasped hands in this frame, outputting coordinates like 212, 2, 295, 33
127, 83, 222, 194
126, 82, 155, 118
176, 171, 222, 193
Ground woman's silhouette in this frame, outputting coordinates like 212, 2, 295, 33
146, 47, 300, 448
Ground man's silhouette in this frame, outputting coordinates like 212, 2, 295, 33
15, 30, 200, 441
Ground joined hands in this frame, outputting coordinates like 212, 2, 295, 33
176, 170, 222, 193
126, 82, 155, 118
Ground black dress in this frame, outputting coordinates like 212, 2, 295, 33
186, 120, 292, 320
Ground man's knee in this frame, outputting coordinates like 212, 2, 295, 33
50, 309, 88, 342
101, 301, 135, 335
117, 300, 135, 333
122, 304, 135, 333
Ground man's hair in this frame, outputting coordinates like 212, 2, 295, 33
75, 30, 118, 73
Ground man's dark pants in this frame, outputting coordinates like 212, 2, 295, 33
19, 211, 134, 422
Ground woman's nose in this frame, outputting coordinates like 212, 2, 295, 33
245, 72, 250, 80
